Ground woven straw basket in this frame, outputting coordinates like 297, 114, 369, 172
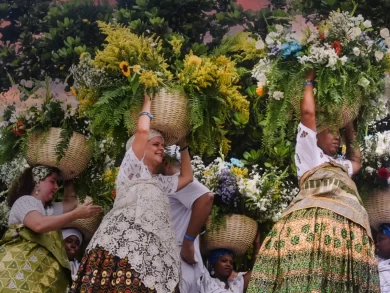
201, 214, 258, 256
291, 96, 361, 131
26, 128, 92, 180
129, 88, 189, 145
63, 197, 103, 241
363, 188, 390, 231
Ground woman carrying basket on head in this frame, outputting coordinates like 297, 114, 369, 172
71, 93, 194, 292
0, 167, 102, 292
247, 69, 380, 292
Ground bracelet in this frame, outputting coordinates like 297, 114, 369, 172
303, 81, 314, 86
179, 146, 189, 152
139, 111, 154, 120
184, 234, 196, 242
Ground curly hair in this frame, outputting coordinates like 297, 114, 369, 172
7, 166, 60, 208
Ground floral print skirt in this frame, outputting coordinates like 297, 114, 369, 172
247, 208, 380, 293
70, 246, 156, 293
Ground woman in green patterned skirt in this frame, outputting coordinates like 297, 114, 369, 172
247, 70, 380, 292
0, 167, 102, 292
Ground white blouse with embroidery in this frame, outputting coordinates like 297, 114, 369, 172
295, 123, 353, 178
8, 195, 63, 225
200, 270, 246, 293
86, 147, 180, 292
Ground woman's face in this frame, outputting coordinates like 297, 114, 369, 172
317, 128, 340, 156
144, 136, 165, 165
214, 254, 234, 280
376, 232, 390, 259
64, 235, 81, 260
37, 172, 59, 203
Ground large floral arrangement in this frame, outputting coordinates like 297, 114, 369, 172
71, 22, 251, 156
252, 11, 390, 148
358, 131, 390, 196
192, 156, 298, 225
0, 78, 90, 164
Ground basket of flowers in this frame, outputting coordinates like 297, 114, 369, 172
252, 12, 390, 148
70, 22, 249, 155
359, 131, 390, 230
0, 78, 92, 180
191, 156, 298, 255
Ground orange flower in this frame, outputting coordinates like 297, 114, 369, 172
70, 86, 77, 97
12, 121, 25, 136
331, 41, 341, 56
112, 189, 116, 199
256, 87, 264, 97
120, 61, 131, 77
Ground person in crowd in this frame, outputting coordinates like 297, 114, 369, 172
248, 69, 380, 292
62, 228, 83, 281
71, 93, 193, 292
201, 233, 261, 293
0, 166, 102, 292
376, 224, 390, 292
163, 146, 214, 292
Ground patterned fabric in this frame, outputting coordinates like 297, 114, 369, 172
71, 246, 157, 293
295, 123, 353, 178
282, 162, 372, 239
0, 224, 71, 292
247, 208, 380, 293
72, 147, 180, 292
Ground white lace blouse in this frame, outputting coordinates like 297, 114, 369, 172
8, 195, 63, 225
87, 147, 181, 292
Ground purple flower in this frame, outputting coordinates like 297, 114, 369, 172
217, 169, 239, 206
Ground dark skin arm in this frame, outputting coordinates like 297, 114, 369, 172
300, 69, 316, 131
181, 192, 214, 264
344, 121, 361, 174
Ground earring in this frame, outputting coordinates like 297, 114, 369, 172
35, 187, 40, 196
211, 269, 215, 276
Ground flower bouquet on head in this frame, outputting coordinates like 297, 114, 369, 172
193, 155, 298, 255
0, 77, 92, 179
252, 10, 390, 148
71, 21, 251, 157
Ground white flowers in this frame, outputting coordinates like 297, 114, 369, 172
349, 27, 362, 40
265, 32, 280, 45
297, 44, 343, 69
375, 51, 384, 61
252, 58, 271, 85
353, 47, 361, 56
363, 20, 372, 28
255, 39, 265, 50
271, 91, 284, 100
380, 28, 390, 38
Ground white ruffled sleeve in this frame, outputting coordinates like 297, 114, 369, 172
156, 174, 179, 194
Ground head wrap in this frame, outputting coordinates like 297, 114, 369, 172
32, 166, 57, 185
380, 223, 390, 237
165, 145, 181, 162
207, 248, 234, 267
126, 129, 164, 151
62, 228, 83, 245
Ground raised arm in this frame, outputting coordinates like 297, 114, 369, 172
62, 181, 78, 213
300, 69, 316, 131
23, 202, 102, 234
344, 121, 361, 174
132, 94, 152, 160
176, 138, 193, 191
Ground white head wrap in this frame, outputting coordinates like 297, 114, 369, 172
126, 129, 164, 151
165, 145, 181, 162
32, 166, 56, 185
62, 228, 83, 245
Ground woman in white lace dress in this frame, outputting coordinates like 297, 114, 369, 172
71, 94, 193, 293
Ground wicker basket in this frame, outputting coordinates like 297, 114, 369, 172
363, 188, 390, 231
291, 96, 361, 131
26, 128, 92, 180
63, 197, 103, 241
129, 88, 190, 145
201, 214, 258, 256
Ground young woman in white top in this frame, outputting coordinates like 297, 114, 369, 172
0, 166, 102, 292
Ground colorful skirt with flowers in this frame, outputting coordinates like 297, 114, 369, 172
70, 246, 156, 293
247, 208, 380, 293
